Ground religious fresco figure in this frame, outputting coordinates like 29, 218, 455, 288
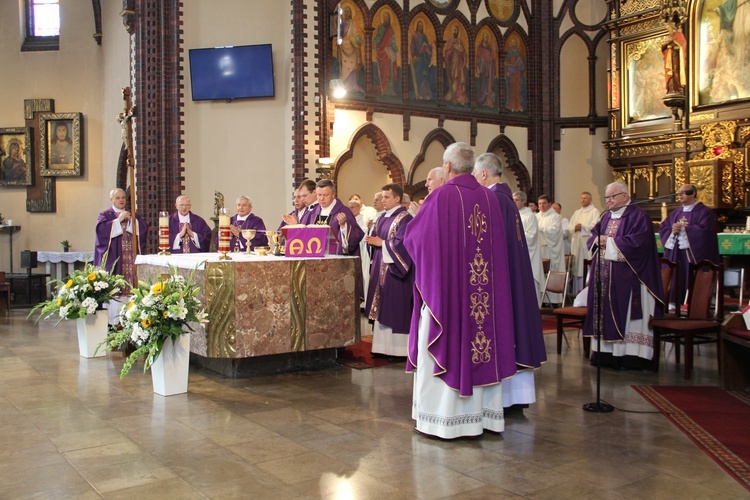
504, 36, 527, 113
1, 140, 28, 183
443, 24, 468, 105
373, 10, 399, 96
698, 0, 750, 103
336, 4, 364, 93
475, 31, 498, 108
409, 20, 434, 100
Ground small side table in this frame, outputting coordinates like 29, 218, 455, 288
0, 225, 21, 274
37, 251, 95, 296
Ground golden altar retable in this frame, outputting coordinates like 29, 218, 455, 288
135, 253, 361, 376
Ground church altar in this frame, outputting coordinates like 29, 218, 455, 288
135, 252, 361, 377
37, 251, 95, 296
655, 233, 750, 255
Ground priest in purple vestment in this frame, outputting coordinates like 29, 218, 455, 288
281, 179, 318, 227
404, 142, 517, 439
277, 189, 305, 231
94, 188, 149, 286
304, 179, 364, 256
215, 196, 268, 251
169, 195, 212, 253
583, 182, 664, 369
658, 184, 719, 304
473, 153, 546, 408
365, 183, 413, 357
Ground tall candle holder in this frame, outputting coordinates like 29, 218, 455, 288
218, 208, 232, 260
158, 211, 171, 255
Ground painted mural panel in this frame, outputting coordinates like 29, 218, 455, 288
408, 15, 437, 101
443, 21, 470, 106
504, 33, 527, 113
475, 27, 499, 109
333, 1, 365, 95
625, 38, 670, 122
698, 0, 750, 104
372, 7, 401, 98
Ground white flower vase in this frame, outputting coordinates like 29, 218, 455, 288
75, 310, 109, 358
151, 333, 190, 396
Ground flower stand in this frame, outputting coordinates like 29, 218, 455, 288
151, 333, 190, 396
75, 310, 109, 358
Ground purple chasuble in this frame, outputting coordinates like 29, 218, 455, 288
94, 207, 149, 282
303, 199, 365, 256
583, 204, 664, 341
169, 212, 212, 253
365, 206, 414, 333
404, 174, 517, 397
490, 183, 547, 368
658, 202, 719, 302
298, 203, 318, 226
214, 214, 268, 251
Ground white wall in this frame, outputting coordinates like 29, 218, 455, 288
182, 0, 292, 227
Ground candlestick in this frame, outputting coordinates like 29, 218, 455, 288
218, 208, 232, 260
158, 211, 170, 255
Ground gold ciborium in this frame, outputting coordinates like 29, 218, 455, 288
241, 229, 256, 254
266, 230, 281, 255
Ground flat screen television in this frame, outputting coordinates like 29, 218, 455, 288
188, 44, 275, 101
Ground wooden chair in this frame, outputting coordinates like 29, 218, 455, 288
552, 259, 591, 356
659, 257, 679, 318
651, 260, 724, 380
0, 272, 10, 315
723, 267, 745, 312
719, 312, 750, 390
540, 271, 568, 311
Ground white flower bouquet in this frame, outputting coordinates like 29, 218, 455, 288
98, 266, 208, 378
30, 262, 128, 323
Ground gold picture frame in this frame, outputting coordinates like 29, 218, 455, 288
0, 127, 33, 187
621, 35, 671, 128
39, 112, 83, 177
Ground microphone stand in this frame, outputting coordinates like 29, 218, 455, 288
583, 192, 676, 413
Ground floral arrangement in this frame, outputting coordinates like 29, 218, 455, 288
30, 262, 128, 324
98, 266, 208, 379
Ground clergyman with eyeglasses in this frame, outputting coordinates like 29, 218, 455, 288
582, 181, 665, 370
658, 184, 719, 305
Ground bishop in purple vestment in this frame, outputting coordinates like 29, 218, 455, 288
216, 196, 268, 251
365, 184, 413, 356
169, 195, 212, 253
405, 143, 518, 439
304, 179, 364, 256
94, 188, 149, 285
583, 182, 664, 368
658, 184, 719, 303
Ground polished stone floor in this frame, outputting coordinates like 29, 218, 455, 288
0, 309, 746, 499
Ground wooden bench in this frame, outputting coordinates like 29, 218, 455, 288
719, 313, 750, 390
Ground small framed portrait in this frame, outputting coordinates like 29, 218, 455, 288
39, 112, 83, 176
0, 127, 33, 186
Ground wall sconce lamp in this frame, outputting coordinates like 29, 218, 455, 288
316, 157, 334, 180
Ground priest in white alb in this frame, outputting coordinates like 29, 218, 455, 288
536, 194, 565, 304
568, 191, 600, 292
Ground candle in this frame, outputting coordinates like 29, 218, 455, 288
158, 211, 170, 254
218, 208, 231, 254
661, 202, 668, 221
745, 216, 750, 232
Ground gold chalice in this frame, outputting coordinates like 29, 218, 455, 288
241, 229, 256, 254
266, 230, 281, 255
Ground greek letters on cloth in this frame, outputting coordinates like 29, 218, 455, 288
404, 174, 517, 397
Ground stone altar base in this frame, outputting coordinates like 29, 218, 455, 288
190, 349, 339, 378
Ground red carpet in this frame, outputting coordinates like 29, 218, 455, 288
634, 385, 750, 491
337, 335, 396, 369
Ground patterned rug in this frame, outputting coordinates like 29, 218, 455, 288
633, 385, 750, 491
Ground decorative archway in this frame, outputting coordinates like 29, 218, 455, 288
332, 122, 406, 185
406, 127, 456, 186
486, 134, 532, 195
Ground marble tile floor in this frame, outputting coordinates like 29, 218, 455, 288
0, 309, 747, 499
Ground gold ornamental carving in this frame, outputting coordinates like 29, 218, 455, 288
619, 17, 662, 35
734, 156, 745, 206
621, 0, 660, 16
689, 165, 715, 205
674, 141, 684, 149
722, 164, 733, 204
290, 260, 306, 352
701, 121, 737, 149
740, 126, 750, 145
613, 171, 627, 185
205, 262, 237, 357
619, 143, 672, 157
674, 157, 686, 186
655, 165, 672, 179
626, 36, 669, 62
633, 167, 650, 180
691, 112, 715, 123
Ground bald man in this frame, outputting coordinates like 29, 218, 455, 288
169, 195, 212, 253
